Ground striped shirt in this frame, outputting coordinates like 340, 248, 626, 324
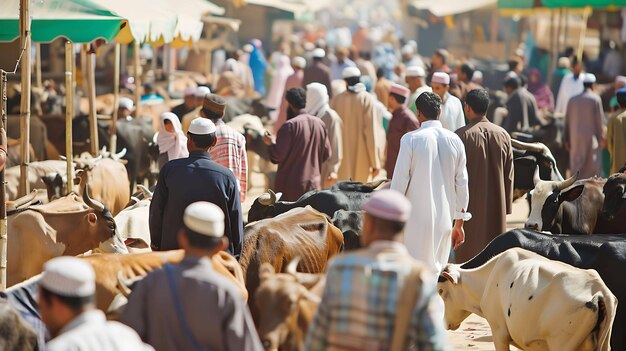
209, 120, 248, 201
306, 241, 448, 351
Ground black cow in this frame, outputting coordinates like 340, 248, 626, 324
602, 172, 626, 223
247, 180, 387, 223
512, 139, 564, 200
512, 116, 568, 176
461, 229, 626, 350
332, 210, 363, 251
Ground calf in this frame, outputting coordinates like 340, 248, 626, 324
439, 247, 616, 351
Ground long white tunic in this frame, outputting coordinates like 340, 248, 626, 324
440, 92, 466, 132
555, 72, 585, 116
391, 120, 471, 274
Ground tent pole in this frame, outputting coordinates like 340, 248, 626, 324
577, 7, 591, 61
548, 9, 556, 87
35, 43, 42, 89
65, 42, 75, 195
556, 7, 563, 61
134, 41, 141, 118
18, 0, 31, 198
86, 45, 98, 156
110, 43, 120, 153
1, 70, 8, 290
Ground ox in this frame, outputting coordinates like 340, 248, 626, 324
331, 210, 363, 251
114, 185, 153, 253
7, 183, 127, 287
439, 247, 616, 351
240, 206, 343, 319
602, 172, 626, 222
461, 229, 626, 350
255, 258, 323, 351
511, 139, 564, 200
248, 180, 386, 223
6, 160, 67, 201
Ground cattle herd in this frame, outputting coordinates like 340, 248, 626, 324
2, 110, 626, 350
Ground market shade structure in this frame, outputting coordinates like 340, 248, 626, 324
499, 0, 626, 8
411, 0, 497, 16
0, 0, 123, 43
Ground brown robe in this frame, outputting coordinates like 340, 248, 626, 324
303, 62, 333, 99
385, 106, 419, 178
455, 117, 514, 263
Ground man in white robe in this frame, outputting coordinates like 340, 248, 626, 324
391, 91, 471, 274
555, 58, 585, 117
430, 72, 465, 132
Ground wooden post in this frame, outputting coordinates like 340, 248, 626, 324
577, 7, 591, 61
35, 43, 42, 89
18, 0, 31, 197
133, 41, 141, 118
110, 43, 120, 153
86, 45, 98, 156
0, 70, 8, 290
65, 42, 74, 195
548, 9, 556, 87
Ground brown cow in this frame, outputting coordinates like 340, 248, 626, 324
254, 258, 323, 351
240, 206, 343, 319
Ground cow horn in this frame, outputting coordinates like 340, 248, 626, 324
556, 172, 578, 191
511, 139, 545, 154
116, 272, 145, 297
285, 256, 301, 275
83, 183, 105, 212
100, 146, 110, 157
257, 193, 272, 206
137, 184, 153, 199
366, 179, 389, 190
285, 257, 322, 288
112, 148, 127, 160
268, 189, 277, 204
533, 166, 541, 186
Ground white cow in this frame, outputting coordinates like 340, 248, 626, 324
6, 160, 67, 201
114, 186, 152, 253
438, 248, 616, 351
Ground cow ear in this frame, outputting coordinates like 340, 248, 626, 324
439, 269, 458, 285
620, 185, 626, 199
87, 213, 97, 224
259, 263, 275, 280
275, 192, 283, 202
559, 184, 585, 203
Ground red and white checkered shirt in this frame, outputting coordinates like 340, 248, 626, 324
210, 120, 248, 201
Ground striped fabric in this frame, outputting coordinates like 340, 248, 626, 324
210, 121, 248, 202
306, 241, 448, 351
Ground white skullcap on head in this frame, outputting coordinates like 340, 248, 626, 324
472, 70, 483, 82
188, 117, 216, 135
362, 189, 411, 222
583, 73, 596, 84
184, 202, 225, 237
40, 257, 95, 298
431, 72, 450, 85
312, 48, 326, 58
292, 56, 306, 69
616, 75, 626, 86
558, 57, 570, 68
342, 66, 361, 79
119, 97, 134, 110
405, 66, 426, 78
184, 87, 197, 96
243, 44, 254, 53
401, 44, 414, 55
194, 86, 211, 98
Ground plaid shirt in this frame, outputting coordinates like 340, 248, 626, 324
306, 241, 448, 351
210, 120, 248, 201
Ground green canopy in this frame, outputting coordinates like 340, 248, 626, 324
499, 0, 537, 8
0, 0, 123, 43
499, 0, 626, 8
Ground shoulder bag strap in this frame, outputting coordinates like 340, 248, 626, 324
164, 264, 206, 351
390, 259, 426, 351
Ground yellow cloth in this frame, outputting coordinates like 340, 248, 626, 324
181, 107, 201, 134
608, 109, 626, 174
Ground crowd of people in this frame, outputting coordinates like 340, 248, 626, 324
27, 35, 626, 351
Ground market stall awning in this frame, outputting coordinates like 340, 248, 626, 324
96, 0, 177, 44
0, 0, 123, 43
244, 0, 308, 16
411, 0, 497, 16
149, 0, 225, 47
542, 0, 626, 7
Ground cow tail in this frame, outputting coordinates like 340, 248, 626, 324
590, 292, 617, 351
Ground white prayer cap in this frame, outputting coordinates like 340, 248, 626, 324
303, 42, 315, 51
342, 66, 361, 79
184, 87, 197, 96
243, 44, 254, 53
292, 56, 306, 69
401, 44, 414, 55
312, 48, 326, 58
362, 189, 411, 222
558, 57, 570, 68
188, 117, 216, 135
405, 66, 426, 78
583, 73, 596, 84
472, 70, 483, 83
119, 97, 134, 110
184, 202, 225, 237
194, 86, 211, 98
40, 257, 95, 298
431, 72, 450, 85
615, 75, 626, 86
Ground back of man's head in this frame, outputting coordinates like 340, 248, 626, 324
504, 77, 520, 90
434, 49, 449, 65
286, 88, 307, 110
465, 89, 490, 116
460, 63, 475, 81
415, 92, 442, 120
617, 88, 626, 108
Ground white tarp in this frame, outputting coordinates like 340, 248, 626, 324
411, 0, 497, 16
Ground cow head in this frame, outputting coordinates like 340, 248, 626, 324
525, 168, 580, 231
254, 258, 321, 351
512, 139, 563, 200
42, 172, 65, 201
81, 182, 128, 255
602, 173, 626, 221
248, 190, 283, 223
437, 265, 470, 330
332, 210, 363, 251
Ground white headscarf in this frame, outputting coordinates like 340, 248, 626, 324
157, 112, 189, 161
305, 83, 329, 118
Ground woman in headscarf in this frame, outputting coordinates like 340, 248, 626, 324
156, 112, 188, 169
528, 68, 555, 113
266, 54, 294, 121
248, 39, 268, 96
305, 83, 343, 187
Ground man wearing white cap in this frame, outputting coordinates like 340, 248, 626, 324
391, 91, 470, 274
39, 257, 152, 350
124, 202, 262, 351
150, 117, 243, 258
180, 86, 212, 132
118, 97, 134, 120
431, 72, 466, 132
405, 65, 432, 115
275, 56, 307, 132
555, 56, 585, 117
330, 47, 357, 81
386, 83, 419, 178
330, 66, 383, 182
303, 48, 333, 98
306, 190, 448, 350
610, 75, 626, 112
171, 87, 197, 121
565, 73, 605, 178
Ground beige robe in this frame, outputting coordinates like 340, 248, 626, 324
181, 106, 201, 134
607, 109, 626, 174
331, 89, 381, 182
320, 109, 344, 187
454, 117, 514, 263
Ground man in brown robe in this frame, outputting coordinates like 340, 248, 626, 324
264, 88, 331, 201
303, 48, 333, 99
455, 89, 514, 263
385, 83, 419, 178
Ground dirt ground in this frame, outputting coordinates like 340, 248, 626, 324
242, 170, 530, 351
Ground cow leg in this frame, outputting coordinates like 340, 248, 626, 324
491, 328, 512, 351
